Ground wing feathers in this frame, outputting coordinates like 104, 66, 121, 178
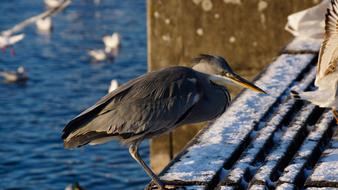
62, 67, 203, 147
316, 0, 338, 86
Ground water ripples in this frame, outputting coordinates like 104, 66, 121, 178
0, 0, 148, 189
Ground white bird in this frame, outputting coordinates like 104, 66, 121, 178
44, 0, 63, 9
36, 17, 53, 32
88, 49, 112, 62
0, 33, 25, 55
108, 79, 119, 93
64, 182, 85, 190
285, 0, 329, 39
291, 0, 338, 124
102, 32, 121, 56
89, 33, 121, 62
0, 66, 28, 83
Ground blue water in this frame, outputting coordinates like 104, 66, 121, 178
0, 1, 149, 189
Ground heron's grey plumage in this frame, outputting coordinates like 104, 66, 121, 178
62, 66, 230, 148
62, 54, 266, 190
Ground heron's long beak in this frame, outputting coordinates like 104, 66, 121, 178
225, 73, 267, 94
209, 72, 267, 94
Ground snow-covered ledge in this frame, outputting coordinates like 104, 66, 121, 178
159, 53, 315, 184
146, 38, 337, 190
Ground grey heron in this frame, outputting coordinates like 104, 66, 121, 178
62, 54, 266, 189
292, 0, 338, 124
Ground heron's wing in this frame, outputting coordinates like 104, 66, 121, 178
315, 0, 338, 86
62, 76, 140, 138
62, 67, 203, 142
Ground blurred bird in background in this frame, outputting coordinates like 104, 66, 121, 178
36, 17, 53, 33
44, 0, 63, 9
0, 66, 28, 83
103, 32, 121, 56
88, 33, 121, 62
0, 33, 25, 56
108, 79, 119, 93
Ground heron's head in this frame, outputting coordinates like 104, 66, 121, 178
192, 54, 267, 94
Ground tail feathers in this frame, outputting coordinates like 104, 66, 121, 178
63, 131, 113, 149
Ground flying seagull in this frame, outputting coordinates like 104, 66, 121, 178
62, 54, 266, 190
292, 0, 338, 124
36, 17, 53, 32
44, 0, 63, 9
0, 33, 25, 55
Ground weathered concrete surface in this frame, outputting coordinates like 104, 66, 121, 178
148, 0, 320, 173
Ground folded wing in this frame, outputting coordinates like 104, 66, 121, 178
62, 67, 202, 147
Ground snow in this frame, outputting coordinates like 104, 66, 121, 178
307, 148, 338, 183
307, 111, 334, 141
253, 103, 316, 183
248, 184, 265, 190
225, 99, 294, 184
275, 183, 295, 190
291, 66, 317, 93
160, 54, 315, 183
219, 186, 235, 190
226, 65, 318, 186
183, 185, 207, 190
283, 37, 322, 53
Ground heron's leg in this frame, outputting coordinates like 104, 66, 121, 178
333, 109, 338, 124
129, 142, 165, 190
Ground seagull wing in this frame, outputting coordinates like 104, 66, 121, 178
8, 34, 25, 45
315, 0, 338, 86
